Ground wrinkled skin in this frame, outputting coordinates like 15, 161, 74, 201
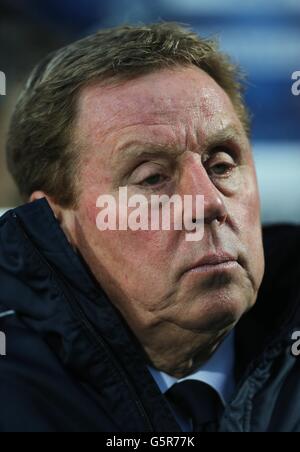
32, 66, 265, 377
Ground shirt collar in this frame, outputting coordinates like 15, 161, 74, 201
148, 330, 236, 405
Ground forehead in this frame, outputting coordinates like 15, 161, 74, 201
75, 66, 243, 152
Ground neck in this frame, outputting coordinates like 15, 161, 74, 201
142, 325, 230, 379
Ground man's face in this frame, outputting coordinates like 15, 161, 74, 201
70, 66, 265, 370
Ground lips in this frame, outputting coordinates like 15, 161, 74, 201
185, 253, 238, 273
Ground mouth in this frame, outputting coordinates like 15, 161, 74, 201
183, 253, 240, 276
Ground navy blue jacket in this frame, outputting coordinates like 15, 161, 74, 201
0, 199, 300, 432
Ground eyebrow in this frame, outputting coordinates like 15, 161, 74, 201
113, 143, 183, 169
203, 125, 245, 149
113, 125, 245, 169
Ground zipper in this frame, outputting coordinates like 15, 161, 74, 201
12, 212, 154, 432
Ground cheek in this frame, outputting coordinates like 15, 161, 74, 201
102, 229, 175, 272
231, 165, 261, 229
83, 226, 176, 306
79, 195, 175, 272
240, 189, 261, 227
86, 202, 99, 225
240, 190, 263, 256
231, 175, 265, 288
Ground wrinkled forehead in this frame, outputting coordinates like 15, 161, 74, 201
75, 66, 243, 146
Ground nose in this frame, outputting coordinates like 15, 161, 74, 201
180, 153, 228, 226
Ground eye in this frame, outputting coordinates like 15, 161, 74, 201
209, 162, 235, 176
141, 173, 167, 187
206, 150, 237, 178
130, 162, 169, 188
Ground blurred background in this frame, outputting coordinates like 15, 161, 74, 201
0, 0, 299, 224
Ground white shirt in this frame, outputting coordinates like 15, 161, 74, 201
148, 331, 236, 431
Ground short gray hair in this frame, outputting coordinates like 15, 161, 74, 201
6, 22, 250, 207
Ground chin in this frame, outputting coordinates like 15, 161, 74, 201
180, 286, 255, 333
177, 266, 257, 329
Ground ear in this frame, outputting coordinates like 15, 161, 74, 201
29, 191, 78, 249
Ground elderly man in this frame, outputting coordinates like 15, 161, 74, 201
0, 23, 299, 433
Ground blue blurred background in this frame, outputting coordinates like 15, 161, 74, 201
0, 0, 299, 224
